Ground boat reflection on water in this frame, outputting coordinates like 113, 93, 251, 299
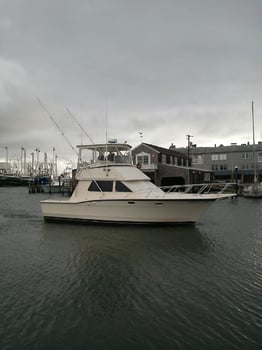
42, 221, 209, 253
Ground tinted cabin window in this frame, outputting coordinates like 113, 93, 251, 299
88, 181, 113, 192
115, 181, 132, 192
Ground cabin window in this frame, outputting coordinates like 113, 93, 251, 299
88, 180, 113, 192
115, 181, 132, 192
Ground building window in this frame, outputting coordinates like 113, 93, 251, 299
211, 154, 219, 161
258, 152, 262, 162
192, 154, 203, 164
204, 173, 211, 182
219, 164, 227, 170
241, 163, 250, 169
242, 153, 249, 159
212, 154, 227, 161
245, 164, 250, 169
219, 154, 227, 160
136, 152, 150, 165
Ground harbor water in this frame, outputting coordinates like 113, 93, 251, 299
0, 187, 261, 349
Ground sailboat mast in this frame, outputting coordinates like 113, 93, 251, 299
251, 101, 257, 183
252, 101, 255, 145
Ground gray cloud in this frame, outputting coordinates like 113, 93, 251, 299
1, 0, 262, 165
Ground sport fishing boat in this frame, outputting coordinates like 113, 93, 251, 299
40, 143, 236, 224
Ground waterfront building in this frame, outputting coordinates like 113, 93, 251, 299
173, 142, 262, 183
132, 143, 213, 186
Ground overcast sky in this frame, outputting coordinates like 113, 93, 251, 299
1, 0, 262, 166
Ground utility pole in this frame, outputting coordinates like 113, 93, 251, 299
186, 135, 193, 185
5, 146, 8, 163
186, 134, 193, 166
21, 147, 24, 174
31, 152, 35, 176
23, 148, 26, 175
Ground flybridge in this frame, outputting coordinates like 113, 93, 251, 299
77, 143, 133, 167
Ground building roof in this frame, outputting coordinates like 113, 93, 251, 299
176, 142, 262, 155
141, 143, 187, 158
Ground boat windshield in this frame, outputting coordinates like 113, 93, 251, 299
77, 143, 133, 167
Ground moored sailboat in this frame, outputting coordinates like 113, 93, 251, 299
242, 101, 262, 198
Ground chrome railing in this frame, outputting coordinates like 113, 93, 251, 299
160, 182, 239, 194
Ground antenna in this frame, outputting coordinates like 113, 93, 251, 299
105, 95, 109, 167
37, 98, 78, 156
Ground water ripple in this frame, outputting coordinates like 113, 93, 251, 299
0, 189, 262, 349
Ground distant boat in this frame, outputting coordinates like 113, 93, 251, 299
0, 174, 31, 186
242, 101, 262, 198
40, 163, 73, 194
40, 142, 237, 224
242, 182, 262, 198
41, 178, 72, 194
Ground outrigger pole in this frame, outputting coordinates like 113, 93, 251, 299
37, 98, 78, 156
66, 107, 95, 145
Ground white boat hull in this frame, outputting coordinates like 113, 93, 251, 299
41, 198, 218, 224
242, 183, 262, 198
242, 188, 262, 198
